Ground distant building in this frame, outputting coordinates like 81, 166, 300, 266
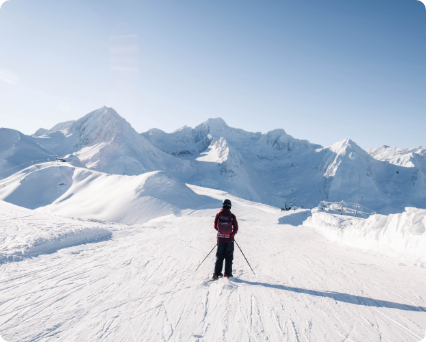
55, 158, 66, 162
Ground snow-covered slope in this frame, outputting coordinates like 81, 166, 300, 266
32, 120, 76, 154
192, 137, 260, 201
34, 107, 190, 176
0, 128, 56, 179
0, 163, 218, 224
0, 187, 425, 341
0, 200, 111, 264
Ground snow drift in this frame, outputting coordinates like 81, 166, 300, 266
0, 201, 111, 264
306, 207, 426, 264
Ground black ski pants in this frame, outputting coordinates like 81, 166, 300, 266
214, 241, 234, 276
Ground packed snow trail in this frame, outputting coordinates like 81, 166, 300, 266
0, 188, 425, 341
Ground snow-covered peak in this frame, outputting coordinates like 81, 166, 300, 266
327, 139, 369, 158
73, 106, 122, 126
367, 145, 426, 161
317, 139, 374, 182
142, 117, 245, 156
33, 120, 76, 137
199, 117, 228, 130
69, 107, 133, 148
328, 138, 355, 152
34, 128, 48, 136
366, 145, 426, 173
49, 120, 75, 133
31, 107, 190, 177
257, 129, 315, 151
32, 107, 135, 156
192, 117, 260, 144
171, 125, 190, 134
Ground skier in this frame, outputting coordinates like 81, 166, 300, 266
213, 199, 238, 279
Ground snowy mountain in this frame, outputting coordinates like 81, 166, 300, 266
143, 119, 426, 213
315, 139, 426, 213
0, 128, 56, 179
33, 107, 190, 176
142, 118, 320, 204
367, 145, 426, 174
0, 107, 422, 214
2, 109, 426, 341
142, 118, 314, 156
33, 120, 76, 137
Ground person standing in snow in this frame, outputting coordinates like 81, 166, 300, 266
213, 199, 238, 279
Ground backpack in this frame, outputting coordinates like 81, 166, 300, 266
218, 212, 233, 238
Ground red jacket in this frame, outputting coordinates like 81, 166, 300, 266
214, 208, 238, 242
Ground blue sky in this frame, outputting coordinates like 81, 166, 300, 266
0, 0, 425, 148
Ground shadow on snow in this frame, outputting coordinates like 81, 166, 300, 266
233, 279, 426, 312
278, 211, 312, 226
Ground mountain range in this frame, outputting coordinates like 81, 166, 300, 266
1, 106, 425, 214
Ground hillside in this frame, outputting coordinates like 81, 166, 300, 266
0, 128, 56, 179
0, 163, 217, 224
0, 188, 425, 341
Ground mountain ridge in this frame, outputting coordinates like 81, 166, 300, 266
31, 107, 190, 177
5, 106, 426, 213
0, 128, 56, 179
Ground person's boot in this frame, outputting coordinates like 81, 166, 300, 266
212, 273, 223, 279
224, 274, 233, 278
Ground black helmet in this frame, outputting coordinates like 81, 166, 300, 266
223, 199, 232, 209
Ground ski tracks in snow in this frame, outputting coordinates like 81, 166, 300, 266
0, 201, 425, 341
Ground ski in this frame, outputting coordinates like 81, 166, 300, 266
204, 275, 223, 283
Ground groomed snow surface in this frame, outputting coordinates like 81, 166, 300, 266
1, 185, 426, 341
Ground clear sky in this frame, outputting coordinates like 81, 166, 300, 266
0, 0, 425, 149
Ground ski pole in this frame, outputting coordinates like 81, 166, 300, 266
235, 240, 256, 275
195, 244, 217, 272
